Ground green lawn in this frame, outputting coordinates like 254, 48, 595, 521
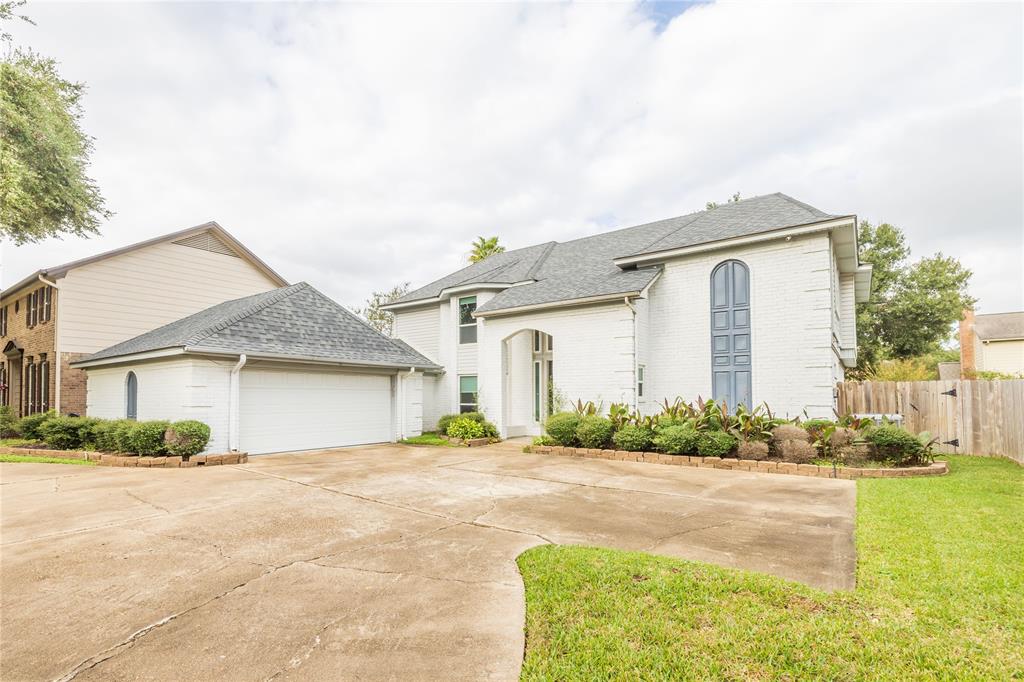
517, 456, 1024, 680
401, 433, 461, 447
0, 438, 39, 448
0, 454, 95, 466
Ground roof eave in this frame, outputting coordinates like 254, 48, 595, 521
612, 215, 857, 268
381, 281, 531, 311
474, 290, 646, 318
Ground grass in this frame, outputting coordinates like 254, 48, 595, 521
0, 438, 40, 448
401, 432, 461, 447
0, 454, 95, 466
517, 455, 1024, 680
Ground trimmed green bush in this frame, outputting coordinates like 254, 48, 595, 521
0, 406, 19, 437
164, 420, 211, 457
447, 417, 484, 440
126, 420, 170, 455
91, 419, 131, 452
575, 415, 614, 449
437, 414, 459, 435
865, 425, 924, 465
801, 418, 835, 431
38, 416, 90, 450
697, 431, 737, 457
612, 424, 654, 452
653, 425, 700, 454
545, 412, 581, 446
533, 435, 558, 446
17, 410, 56, 440
480, 421, 499, 439
113, 420, 137, 452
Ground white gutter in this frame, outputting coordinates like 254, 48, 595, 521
473, 291, 645, 318
38, 274, 61, 413
623, 297, 638, 411
69, 347, 188, 369
228, 354, 247, 452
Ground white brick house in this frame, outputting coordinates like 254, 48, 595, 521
384, 194, 872, 437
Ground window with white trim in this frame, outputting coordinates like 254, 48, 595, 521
459, 375, 478, 413
126, 371, 138, 420
637, 364, 646, 398
458, 296, 477, 344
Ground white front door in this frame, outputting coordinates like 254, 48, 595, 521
239, 368, 392, 454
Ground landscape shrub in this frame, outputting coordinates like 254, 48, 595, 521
779, 439, 819, 463
480, 421, 500, 439
612, 424, 655, 452
736, 440, 769, 460
17, 410, 56, 440
38, 416, 92, 450
545, 412, 581, 446
697, 431, 737, 458
447, 417, 484, 440
127, 420, 170, 455
770, 424, 810, 444
91, 419, 131, 452
865, 425, 925, 465
0, 406, 19, 437
575, 415, 614, 449
437, 414, 458, 435
113, 420, 138, 452
533, 435, 558, 446
164, 420, 211, 457
652, 425, 700, 455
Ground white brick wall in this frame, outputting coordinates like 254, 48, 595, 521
479, 302, 635, 435
393, 232, 853, 429
646, 232, 836, 418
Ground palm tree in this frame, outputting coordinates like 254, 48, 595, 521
469, 236, 505, 263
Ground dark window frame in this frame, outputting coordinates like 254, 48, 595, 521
0, 305, 7, 337
126, 371, 138, 420
458, 296, 477, 344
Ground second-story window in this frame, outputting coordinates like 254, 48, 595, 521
0, 306, 6, 337
458, 296, 477, 344
42, 287, 52, 322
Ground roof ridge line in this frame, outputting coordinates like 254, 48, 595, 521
185, 282, 308, 347
773, 192, 833, 217
312, 286, 434, 361
523, 241, 557, 280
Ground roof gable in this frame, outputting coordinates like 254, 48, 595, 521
2, 222, 287, 298
77, 283, 438, 370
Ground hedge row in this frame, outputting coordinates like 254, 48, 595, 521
5, 409, 211, 458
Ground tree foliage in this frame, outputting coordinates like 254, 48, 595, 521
1, 3, 110, 244
706, 192, 741, 210
856, 220, 974, 372
352, 282, 410, 336
469, 235, 504, 263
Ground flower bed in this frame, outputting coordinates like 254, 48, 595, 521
1, 446, 247, 468
523, 444, 948, 479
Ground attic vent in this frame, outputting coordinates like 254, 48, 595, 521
172, 231, 239, 257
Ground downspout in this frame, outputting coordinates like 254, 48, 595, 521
39, 274, 61, 413
399, 367, 415, 440
228, 354, 247, 452
624, 297, 637, 411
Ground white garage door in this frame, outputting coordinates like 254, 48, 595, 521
239, 368, 393, 454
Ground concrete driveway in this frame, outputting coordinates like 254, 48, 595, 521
1, 443, 855, 681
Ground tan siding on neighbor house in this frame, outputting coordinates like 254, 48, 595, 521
57, 240, 281, 355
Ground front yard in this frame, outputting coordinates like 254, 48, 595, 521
518, 455, 1024, 679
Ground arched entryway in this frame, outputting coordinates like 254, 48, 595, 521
710, 259, 752, 410
500, 328, 554, 437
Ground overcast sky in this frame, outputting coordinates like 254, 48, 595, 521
2, 1, 1022, 313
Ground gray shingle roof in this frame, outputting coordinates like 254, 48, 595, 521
395, 193, 842, 314
974, 312, 1024, 341
80, 283, 439, 369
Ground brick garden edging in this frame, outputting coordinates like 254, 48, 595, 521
524, 445, 948, 479
1, 447, 248, 468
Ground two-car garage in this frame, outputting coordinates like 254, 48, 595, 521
238, 368, 394, 455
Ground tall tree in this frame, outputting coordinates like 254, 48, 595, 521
469, 236, 504, 263
353, 282, 410, 336
856, 220, 974, 371
1, 2, 110, 244
706, 192, 741, 210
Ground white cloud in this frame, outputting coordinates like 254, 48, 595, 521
3, 1, 1021, 313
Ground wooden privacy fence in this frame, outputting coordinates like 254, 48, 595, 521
836, 379, 1024, 464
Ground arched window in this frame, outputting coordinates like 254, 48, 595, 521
710, 260, 751, 410
125, 371, 138, 420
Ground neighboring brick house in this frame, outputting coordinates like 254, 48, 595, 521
383, 193, 873, 436
1, 222, 287, 419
